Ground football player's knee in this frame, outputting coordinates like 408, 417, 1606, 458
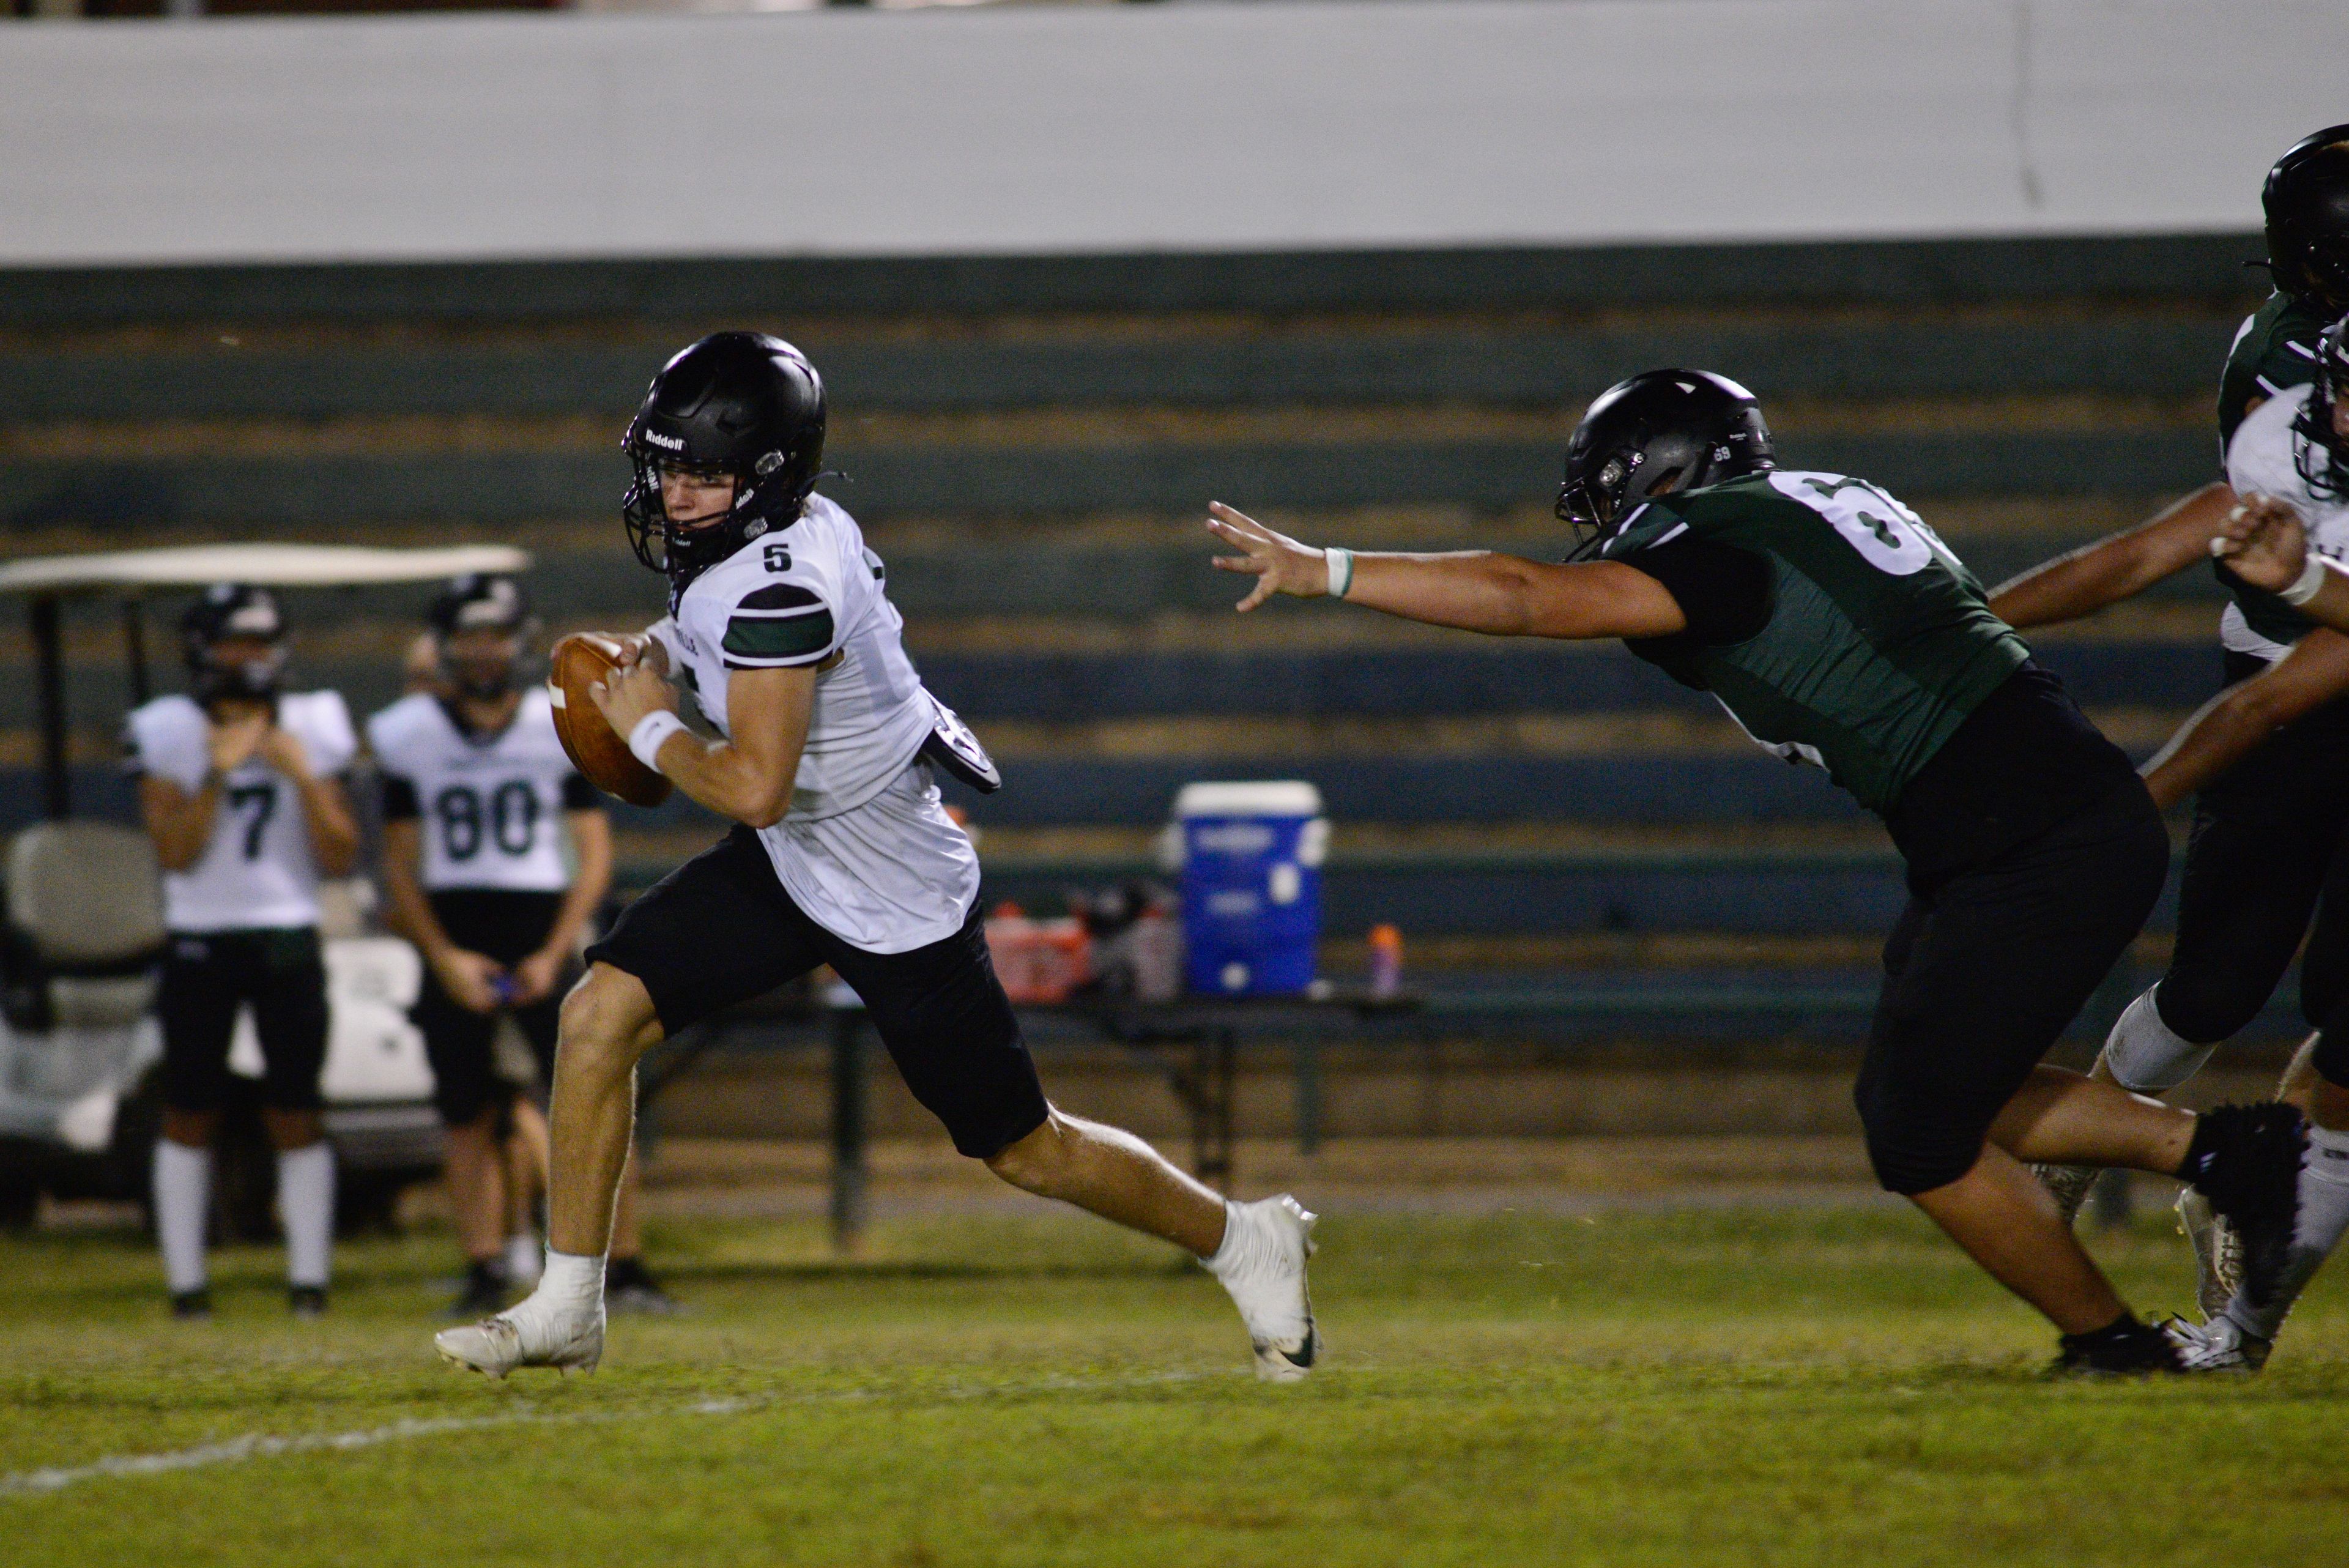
2303, 967, 2349, 1039
982, 1117, 1066, 1193
1854, 1076, 1974, 1196
2148, 968, 2257, 1049
558, 973, 653, 1072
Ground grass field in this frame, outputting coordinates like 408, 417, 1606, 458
2, 1196, 2343, 1567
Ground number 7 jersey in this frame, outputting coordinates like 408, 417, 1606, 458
367, 688, 594, 894
123, 690, 358, 933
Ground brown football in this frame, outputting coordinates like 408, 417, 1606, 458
547, 633, 674, 809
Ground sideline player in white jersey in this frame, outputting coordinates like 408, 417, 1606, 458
370, 575, 674, 1318
125, 585, 361, 1318
436, 333, 1318, 1380
1989, 313, 2349, 1368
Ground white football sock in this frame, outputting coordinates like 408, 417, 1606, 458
2103, 988, 2216, 1094
2224, 1121, 2349, 1341
153, 1139, 212, 1295
276, 1142, 335, 1290
499, 1249, 606, 1354
503, 1228, 544, 1287
1204, 1197, 1312, 1342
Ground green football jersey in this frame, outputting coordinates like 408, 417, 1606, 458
1606, 470, 2028, 813
2218, 291, 2331, 450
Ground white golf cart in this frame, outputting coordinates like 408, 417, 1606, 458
0, 543, 527, 1232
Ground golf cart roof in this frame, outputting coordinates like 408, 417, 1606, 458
0, 543, 531, 596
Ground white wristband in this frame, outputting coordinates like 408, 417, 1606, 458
1325, 547, 1355, 600
627, 710, 688, 772
2280, 554, 2331, 607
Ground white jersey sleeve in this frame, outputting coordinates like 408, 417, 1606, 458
123, 695, 210, 792
281, 690, 358, 778
680, 539, 844, 672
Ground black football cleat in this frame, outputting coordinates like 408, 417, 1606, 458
2054, 1315, 2189, 1376
169, 1288, 212, 1321
288, 1285, 328, 1320
604, 1257, 682, 1317
2179, 1104, 2309, 1312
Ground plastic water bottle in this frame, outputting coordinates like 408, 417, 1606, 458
1367, 924, 1403, 1000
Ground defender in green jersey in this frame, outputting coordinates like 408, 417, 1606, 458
2221, 124, 2349, 449
1206, 369, 2308, 1374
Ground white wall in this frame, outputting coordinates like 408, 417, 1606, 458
0, 0, 2341, 267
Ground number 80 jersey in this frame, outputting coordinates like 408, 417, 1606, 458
367, 689, 596, 894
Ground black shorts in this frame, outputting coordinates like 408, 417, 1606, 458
158, 927, 329, 1114
2156, 669, 2349, 1060
1855, 779, 2171, 1195
585, 827, 1048, 1159
413, 889, 568, 1126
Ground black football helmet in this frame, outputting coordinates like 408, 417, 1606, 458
621, 332, 827, 598
428, 574, 535, 700
2293, 314, 2349, 500
1556, 370, 1775, 559
2266, 125, 2349, 310
179, 584, 287, 710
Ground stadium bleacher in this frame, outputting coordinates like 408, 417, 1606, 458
0, 234, 2296, 1041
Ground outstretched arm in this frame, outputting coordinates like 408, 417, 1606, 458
1203, 502, 1688, 641
2139, 628, 2349, 808
1986, 483, 2236, 630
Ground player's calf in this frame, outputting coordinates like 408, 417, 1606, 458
982, 1110, 1319, 1380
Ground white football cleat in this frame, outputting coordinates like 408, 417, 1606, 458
1208, 1194, 1321, 1383
2171, 1312, 2271, 1373
434, 1304, 604, 1379
2175, 1187, 2244, 1320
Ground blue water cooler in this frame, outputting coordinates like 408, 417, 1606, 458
1173, 781, 1328, 997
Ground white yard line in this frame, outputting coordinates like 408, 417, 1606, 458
1, 1371, 1206, 1498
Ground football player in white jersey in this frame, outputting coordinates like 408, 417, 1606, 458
371, 576, 673, 1318
125, 585, 362, 1318
437, 333, 1318, 1381
1988, 313, 2349, 1367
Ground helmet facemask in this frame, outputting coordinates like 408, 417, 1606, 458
622, 451, 795, 598
1557, 451, 1644, 560
2293, 318, 2349, 500
439, 626, 527, 703
180, 587, 287, 713
428, 574, 535, 702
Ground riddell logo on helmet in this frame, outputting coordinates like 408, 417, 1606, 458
645, 431, 685, 451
